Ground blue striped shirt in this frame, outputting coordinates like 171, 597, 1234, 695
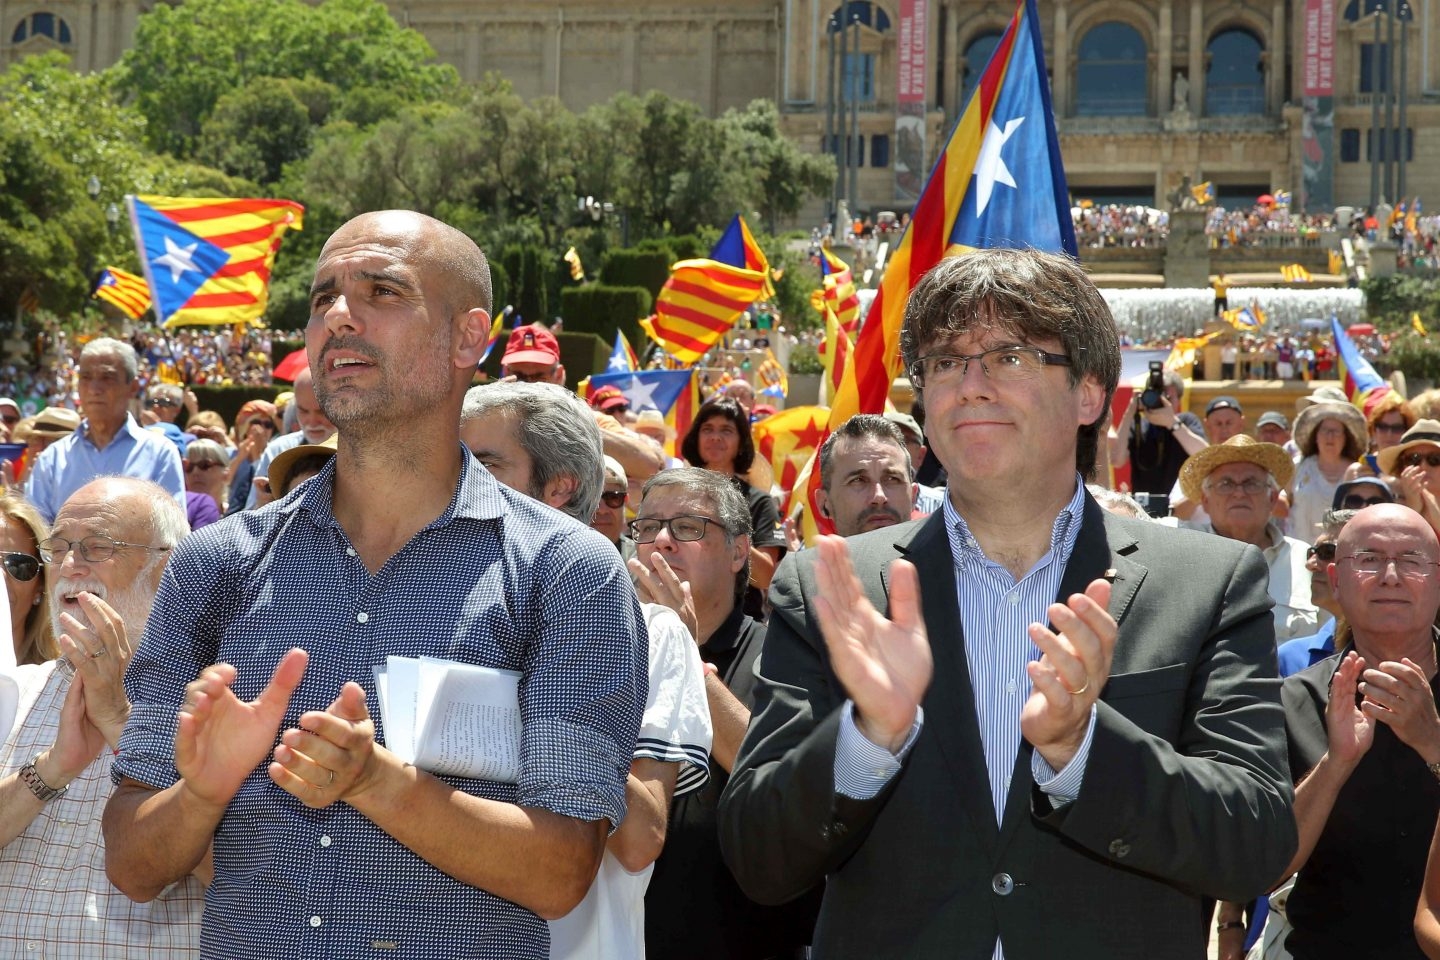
116, 451, 647, 960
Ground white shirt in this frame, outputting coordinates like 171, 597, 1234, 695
1194, 520, 1320, 643
548, 604, 712, 960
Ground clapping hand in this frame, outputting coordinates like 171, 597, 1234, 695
1325, 651, 1374, 767
811, 535, 931, 754
271, 682, 379, 809
1019, 579, 1117, 770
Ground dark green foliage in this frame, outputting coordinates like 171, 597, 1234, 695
600, 250, 672, 300
187, 384, 285, 429
500, 245, 553, 323
558, 286, 652, 348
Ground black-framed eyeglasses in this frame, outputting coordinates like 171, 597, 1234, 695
1306, 542, 1338, 563
908, 345, 1072, 389
1341, 495, 1388, 509
37, 535, 172, 564
1, 552, 39, 582
629, 515, 721, 544
1339, 551, 1440, 580
145, 395, 180, 408
1402, 452, 1440, 469
600, 490, 627, 509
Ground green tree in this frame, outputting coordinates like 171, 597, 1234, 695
719, 100, 836, 233
197, 77, 326, 184
113, 0, 458, 158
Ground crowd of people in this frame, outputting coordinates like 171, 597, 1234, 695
5, 210, 1440, 960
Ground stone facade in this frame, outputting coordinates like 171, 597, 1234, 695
6, 0, 1436, 217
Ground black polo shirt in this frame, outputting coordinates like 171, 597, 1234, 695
645, 604, 820, 959
1282, 646, 1440, 959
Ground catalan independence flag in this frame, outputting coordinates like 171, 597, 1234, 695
586, 368, 698, 458
795, 0, 1072, 540
649, 215, 769, 366
1332, 314, 1392, 415
126, 195, 304, 328
606, 330, 640, 374
92, 267, 152, 320
1281, 263, 1312, 283
476, 312, 506, 367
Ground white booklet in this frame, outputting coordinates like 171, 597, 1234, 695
373, 655, 523, 783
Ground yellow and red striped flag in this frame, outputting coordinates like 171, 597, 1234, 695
1280, 263, 1311, 283
819, 248, 860, 336
127, 195, 304, 328
649, 215, 768, 366
92, 266, 152, 320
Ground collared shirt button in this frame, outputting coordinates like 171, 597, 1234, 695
1109, 838, 1131, 858
25, 940, 38, 950
320, 835, 332, 847
1007, 592, 1021, 605
356, 612, 369, 624
345, 546, 356, 557
1006, 679, 1017, 695
310, 916, 323, 928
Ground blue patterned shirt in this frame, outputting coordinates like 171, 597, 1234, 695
115, 451, 647, 960
26, 413, 185, 522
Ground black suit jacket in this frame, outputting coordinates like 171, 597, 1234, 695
718, 497, 1297, 959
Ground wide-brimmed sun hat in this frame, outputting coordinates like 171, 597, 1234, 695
1377, 419, 1440, 476
1293, 401, 1368, 459
1180, 435, 1295, 503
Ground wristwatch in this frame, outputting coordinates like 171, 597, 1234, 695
19, 755, 66, 803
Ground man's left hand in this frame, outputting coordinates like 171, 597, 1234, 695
1359, 659, 1440, 763
56, 592, 132, 749
270, 681, 380, 809
1020, 579, 1116, 771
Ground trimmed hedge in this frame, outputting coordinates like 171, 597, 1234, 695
500, 244, 552, 324
187, 384, 285, 430
601, 249, 671, 300
558, 286, 652, 349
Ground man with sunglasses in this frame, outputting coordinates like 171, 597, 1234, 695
0, 398, 20, 442
590, 457, 637, 563
1278, 503, 1440, 958
720, 249, 1294, 959
1379, 419, 1440, 535
628, 467, 819, 959
0, 477, 200, 952
141, 384, 194, 427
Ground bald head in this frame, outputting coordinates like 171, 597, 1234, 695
320, 211, 492, 318
1337, 503, 1439, 557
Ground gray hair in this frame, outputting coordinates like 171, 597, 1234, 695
640, 467, 752, 604
1085, 484, 1150, 520
818, 414, 912, 490
185, 438, 229, 466
80, 338, 139, 382
79, 476, 190, 556
461, 382, 604, 521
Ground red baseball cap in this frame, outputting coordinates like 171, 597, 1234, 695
590, 385, 628, 413
503, 325, 561, 366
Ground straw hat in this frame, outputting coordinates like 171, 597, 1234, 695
266, 433, 338, 498
1293, 402, 1368, 459
1179, 435, 1295, 503
1377, 419, 1440, 476
27, 407, 81, 439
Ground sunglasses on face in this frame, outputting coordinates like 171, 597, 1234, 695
144, 396, 180, 408
1341, 495, 1388, 509
1306, 542, 1338, 563
186, 460, 225, 473
599, 490, 627, 509
1, 551, 40, 582
1402, 452, 1440, 469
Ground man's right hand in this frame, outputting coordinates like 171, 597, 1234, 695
811, 535, 931, 753
1326, 650, 1374, 767
176, 649, 309, 811
40, 672, 107, 787
1144, 395, 1178, 430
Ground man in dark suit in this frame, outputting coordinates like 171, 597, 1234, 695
718, 248, 1297, 959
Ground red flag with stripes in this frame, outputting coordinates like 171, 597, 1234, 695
649, 215, 769, 366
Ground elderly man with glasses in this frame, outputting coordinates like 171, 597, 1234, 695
1179, 434, 1321, 642
1279, 503, 1440, 959
627, 466, 820, 959
0, 477, 200, 953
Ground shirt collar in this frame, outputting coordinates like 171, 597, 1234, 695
286, 441, 510, 529
704, 603, 748, 655
942, 474, 1087, 569
80, 412, 143, 447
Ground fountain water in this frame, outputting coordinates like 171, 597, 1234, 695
1101, 287, 1366, 342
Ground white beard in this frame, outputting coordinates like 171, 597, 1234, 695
50, 570, 157, 645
